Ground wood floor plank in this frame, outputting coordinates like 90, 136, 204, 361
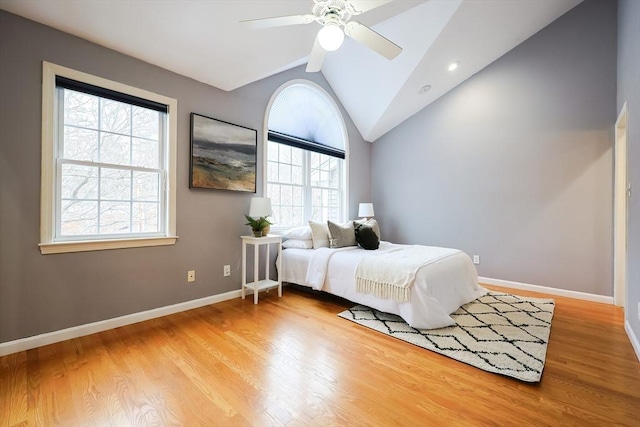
0, 351, 28, 426
1, 283, 639, 426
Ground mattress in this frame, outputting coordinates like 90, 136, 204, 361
278, 242, 487, 329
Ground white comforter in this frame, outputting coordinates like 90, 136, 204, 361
280, 242, 486, 329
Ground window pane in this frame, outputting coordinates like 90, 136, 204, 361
311, 205, 323, 222
293, 207, 303, 226
310, 168, 320, 186
132, 137, 158, 168
64, 90, 99, 129
268, 141, 279, 161
292, 165, 303, 185
101, 99, 131, 134
132, 202, 159, 232
268, 161, 278, 182
329, 167, 339, 189
279, 144, 291, 164
100, 168, 131, 201
292, 148, 303, 166
279, 164, 291, 184
330, 157, 338, 170
312, 188, 322, 208
100, 133, 131, 165
328, 190, 340, 221
272, 206, 281, 225
63, 127, 99, 161
268, 183, 280, 205
100, 201, 131, 234
280, 206, 293, 226
281, 185, 293, 206
320, 171, 329, 186
61, 200, 98, 235
61, 164, 98, 199
131, 106, 159, 140
132, 171, 159, 201
293, 186, 303, 204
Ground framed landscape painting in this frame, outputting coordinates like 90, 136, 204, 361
190, 113, 257, 192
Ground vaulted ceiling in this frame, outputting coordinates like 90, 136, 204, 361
0, 0, 582, 141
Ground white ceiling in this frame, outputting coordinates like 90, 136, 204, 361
0, 0, 582, 142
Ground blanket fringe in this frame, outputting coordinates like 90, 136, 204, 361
356, 278, 411, 303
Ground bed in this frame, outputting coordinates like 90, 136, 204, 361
278, 241, 487, 329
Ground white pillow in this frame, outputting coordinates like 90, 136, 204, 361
282, 239, 314, 249
284, 226, 313, 240
308, 220, 330, 248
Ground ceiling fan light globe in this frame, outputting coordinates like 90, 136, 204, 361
317, 24, 344, 51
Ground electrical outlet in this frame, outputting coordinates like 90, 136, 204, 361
223, 265, 231, 277
187, 270, 195, 282
473, 255, 480, 265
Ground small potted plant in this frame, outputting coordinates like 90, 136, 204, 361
244, 215, 273, 237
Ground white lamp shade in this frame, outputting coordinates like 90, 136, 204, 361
317, 23, 344, 51
249, 197, 272, 218
358, 203, 375, 218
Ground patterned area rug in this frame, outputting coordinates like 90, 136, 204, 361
338, 292, 555, 382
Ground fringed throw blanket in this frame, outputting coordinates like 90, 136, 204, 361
355, 246, 461, 302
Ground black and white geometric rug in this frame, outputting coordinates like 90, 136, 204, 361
338, 292, 555, 382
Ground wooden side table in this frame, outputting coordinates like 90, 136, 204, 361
241, 235, 282, 304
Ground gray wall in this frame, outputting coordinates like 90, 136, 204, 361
0, 11, 371, 344
372, 0, 617, 296
617, 0, 640, 345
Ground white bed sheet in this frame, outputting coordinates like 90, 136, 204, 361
278, 242, 487, 329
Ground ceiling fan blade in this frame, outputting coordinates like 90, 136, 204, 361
348, 0, 393, 14
306, 37, 327, 73
344, 21, 402, 60
241, 14, 314, 30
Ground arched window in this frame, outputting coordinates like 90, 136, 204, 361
265, 80, 348, 229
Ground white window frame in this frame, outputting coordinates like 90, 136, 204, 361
263, 80, 349, 232
39, 62, 178, 254
266, 139, 345, 227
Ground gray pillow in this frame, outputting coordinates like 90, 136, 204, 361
327, 220, 357, 248
354, 222, 380, 250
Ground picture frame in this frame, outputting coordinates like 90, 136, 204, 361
190, 113, 257, 192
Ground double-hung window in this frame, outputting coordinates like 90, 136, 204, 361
266, 81, 348, 230
267, 131, 345, 227
40, 62, 177, 254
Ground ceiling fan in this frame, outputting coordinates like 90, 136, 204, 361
241, 0, 403, 72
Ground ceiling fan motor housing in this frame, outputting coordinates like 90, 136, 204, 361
313, 0, 353, 27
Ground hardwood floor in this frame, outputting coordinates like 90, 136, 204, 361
1, 284, 639, 426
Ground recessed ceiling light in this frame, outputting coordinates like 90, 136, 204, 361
448, 61, 460, 72
419, 85, 431, 95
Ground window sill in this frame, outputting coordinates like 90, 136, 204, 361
39, 236, 178, 254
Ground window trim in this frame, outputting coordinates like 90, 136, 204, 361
263, 79, 349, 232
40, 61, 178, 254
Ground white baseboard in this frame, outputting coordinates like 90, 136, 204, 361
625, 321, 640, 362
478, 276, 614, 304
0, 289, 242, 357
